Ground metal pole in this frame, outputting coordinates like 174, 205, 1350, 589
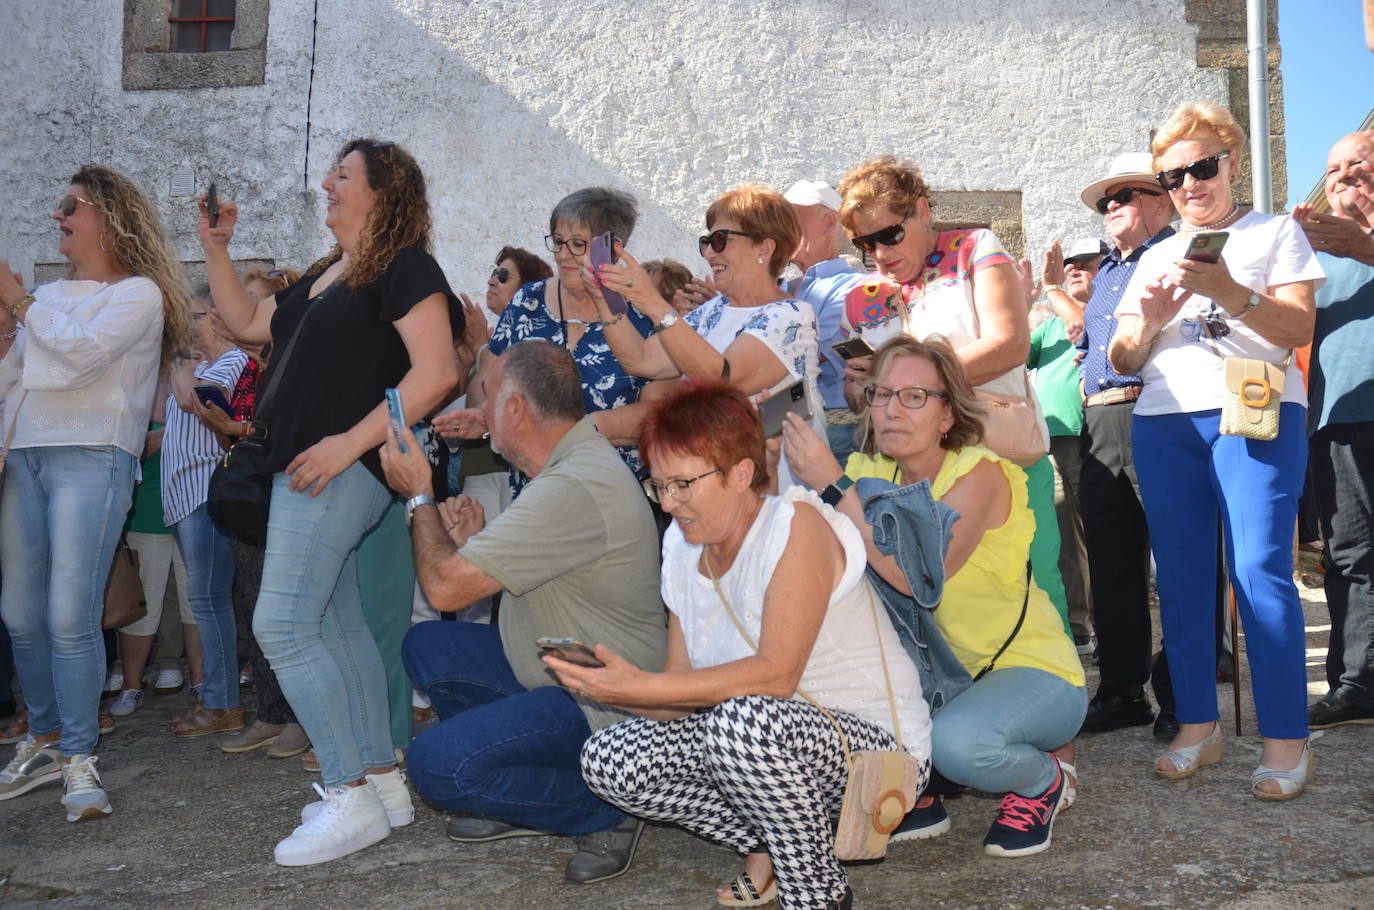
1247, 0, 1273, 213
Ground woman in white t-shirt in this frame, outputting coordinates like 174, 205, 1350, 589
547, 383, 930, 910
1109, 102, 1324, 801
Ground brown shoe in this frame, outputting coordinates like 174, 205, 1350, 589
266, 723, 310, 759
219, 719, 284, 754
170, 706, 246, 738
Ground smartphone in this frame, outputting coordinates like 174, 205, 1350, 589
193, 384, 232, 415
207, 182, 220, 228
830, 335, 876, 361
1183, 230, 1228, 264
588, 231, 630, 316
536, 637, 605, 668
758, 378, 813, 439
385, 387, 408, 454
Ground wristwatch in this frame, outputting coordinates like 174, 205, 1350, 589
820, 474, 854, 507
651, 311, 679, 335
1236, 290, 1261, 318
404, 493, 435, 526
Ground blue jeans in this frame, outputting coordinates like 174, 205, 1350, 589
1133, 405, 1309, 739
172, 503, 237, 709
403, 620, 625, 835
0, 445, 136, 756
252, 462, 394, 787
931, 666, 1087, 797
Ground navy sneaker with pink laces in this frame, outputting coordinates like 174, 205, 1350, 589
982, 758, 1067, 857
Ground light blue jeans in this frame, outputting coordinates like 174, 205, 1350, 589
931, 666, 1087, 797
171, 503, 238, 710
0, 445, 136, 756
252, 462, 395, 787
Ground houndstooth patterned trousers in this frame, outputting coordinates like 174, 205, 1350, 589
581, 694, 929, 910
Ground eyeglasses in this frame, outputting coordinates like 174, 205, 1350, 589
490, 266, 510, 283
1094, 186, 1163, 215
641, 469, 719, 504
57, 194, 96, 217
851, 212, 914, 254
545, 234, 589, 256
864, 384, 948, 409
697, 229, 757, 254
1155, 152, 1229, 191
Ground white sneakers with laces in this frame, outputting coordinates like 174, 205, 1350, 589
108, 689, 144, 717
60, 754, 112, 822
275, 781, 391, 866
300, 766, 414, 828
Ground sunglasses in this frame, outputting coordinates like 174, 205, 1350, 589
851, 212, 914, 254
490, 266, 510, 284
1094, 186, 1163, 215
57, 194, 96, 217
1155, 152, 1229, 191
1063, 255, 1100, 269
545, 234, 589, 255
697, 229, 757, 254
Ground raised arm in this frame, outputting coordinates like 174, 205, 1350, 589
197, 193, 278, 344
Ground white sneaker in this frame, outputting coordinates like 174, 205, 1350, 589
60, 754, 112, 822
108, 689, 144, 717
301, 767, 414, 827
0, 736, 63, 800
154, 667, 185, 695
102, 670, 123, 694
275, 782, 390, 866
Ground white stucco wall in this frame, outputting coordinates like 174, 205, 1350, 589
1, 0, 1228, 295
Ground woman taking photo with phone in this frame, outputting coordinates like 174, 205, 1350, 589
0, 164, 191, 821
1108, 102, 1323, 799
199, 139, 462, 865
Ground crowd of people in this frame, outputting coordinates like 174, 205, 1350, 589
0, 102, 1371, 910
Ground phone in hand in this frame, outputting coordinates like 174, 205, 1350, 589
588, 231, 630, 316
1183, 230, 1228, 264
206, 182, 220, 228
758, 378, 813, 438
830, 335, 876, 361
536, 637, 605, 668
385, 387, 408, 454
193, 383, 232, 415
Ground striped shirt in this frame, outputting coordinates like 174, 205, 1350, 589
161, 348, 248, 526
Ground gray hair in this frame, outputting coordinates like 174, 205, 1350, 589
549, 187, 639, 242
500, 340, 585, 424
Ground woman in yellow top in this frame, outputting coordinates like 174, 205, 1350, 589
785, 335, 1086, 858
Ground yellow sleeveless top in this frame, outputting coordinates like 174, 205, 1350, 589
845, 446, 1084, 687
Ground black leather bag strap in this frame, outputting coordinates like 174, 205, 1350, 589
973, 562, 1032, 682
249, 285, 323, 436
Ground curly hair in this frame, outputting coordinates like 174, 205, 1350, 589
837, 156, 932, 236
1151, 101, 1247, 169
305, 139, 433, 287
494, 246, 552, 285
70, 165, 192, 368
857, 335, 984, 454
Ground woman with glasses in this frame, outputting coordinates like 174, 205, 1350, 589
589, 185, 825, 489
484, 246, 552, 323
784, 336, 1086, 858
0, 165, 192, 821
1108, 102, 1324, 800
552, 381, 930, 910
198, 139, 463, 864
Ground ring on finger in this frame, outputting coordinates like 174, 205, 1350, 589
626, 277, 636, 288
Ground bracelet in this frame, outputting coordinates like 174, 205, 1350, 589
0, 327, 18, 341
1043, 284, 1067, 297
7, 294, 35, 318
603, 313, 625, 328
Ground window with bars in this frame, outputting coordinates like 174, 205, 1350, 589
169, 0, 236, 53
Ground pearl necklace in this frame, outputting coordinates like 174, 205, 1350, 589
1183, 204, 1243, 232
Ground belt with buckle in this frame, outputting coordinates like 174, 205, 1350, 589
1084, 385, 1143, 408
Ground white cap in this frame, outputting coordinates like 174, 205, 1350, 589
1079, 152, 1158, 210
1063, 238, 1108, 262
784, 180, 842, 211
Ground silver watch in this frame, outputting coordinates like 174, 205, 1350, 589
1237, 290, 1261, 318
651, 311, 679, 335
405, 493, 435, 526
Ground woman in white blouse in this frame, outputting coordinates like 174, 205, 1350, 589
0, 165, 191, 821
546, 382, 930, 910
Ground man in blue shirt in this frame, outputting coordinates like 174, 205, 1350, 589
783, 180, 865, 461
1297, 130, 1374, 729
1072, 153, 1181, 738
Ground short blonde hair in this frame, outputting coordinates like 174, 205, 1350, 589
1151, 101, 1246, 169
837, 156, 931, 235
862, 335, 984, 453
705, 185, 801, 279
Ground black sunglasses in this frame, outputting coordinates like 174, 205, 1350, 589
1155, 152, 1229, 191
1094, 186, 1163, 215
851, 212, 914, 254
57, 194, 96, 217
490, 266, 510, 283
697, 229, 757, 254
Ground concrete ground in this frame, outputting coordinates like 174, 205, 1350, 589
2, 559, 1372, 909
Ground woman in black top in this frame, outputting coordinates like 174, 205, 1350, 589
199, 140, 461, 866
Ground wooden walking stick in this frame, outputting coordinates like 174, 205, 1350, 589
1230, 584, 1242, 736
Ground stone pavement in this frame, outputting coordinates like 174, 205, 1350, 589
3, 568, 1372, 909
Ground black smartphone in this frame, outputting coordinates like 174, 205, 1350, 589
758, 378, 813, 439
207, 182, 220, 228
193, 383, 232, 415
831, 336, 876, 361
588, 231, 630, 316
1183, 230, 1228, 264
536, 637, 605, 668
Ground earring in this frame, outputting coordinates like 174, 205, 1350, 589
756, 256, 764, 265
99, 233, 110, 252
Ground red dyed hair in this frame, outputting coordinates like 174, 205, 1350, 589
639, 381, 770, 493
